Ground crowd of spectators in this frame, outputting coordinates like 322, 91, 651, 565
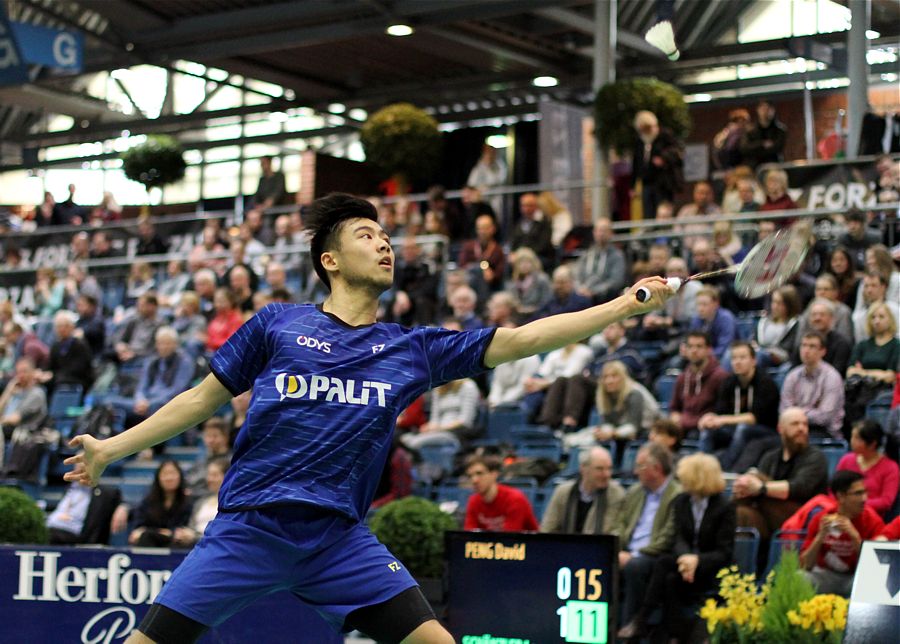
0, 110, 898, 643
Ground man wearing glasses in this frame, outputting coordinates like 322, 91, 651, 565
540, 446, 625, 535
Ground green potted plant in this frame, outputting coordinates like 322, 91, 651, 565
593, 77, 691, 153
121, 134, 187, 192
360, 102, 442, 191
0, 487, 49, 544
369, 496, 457, 602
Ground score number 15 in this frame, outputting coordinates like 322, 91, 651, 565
556, 567, 602, 601
556, 567, 607, 643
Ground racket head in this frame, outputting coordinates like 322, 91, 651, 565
733, 226, 810, 298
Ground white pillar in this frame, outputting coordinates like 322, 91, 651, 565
846, 0, 869, 159
592, 0, 616, 222
803, 75, 815, 160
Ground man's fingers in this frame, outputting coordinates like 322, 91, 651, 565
68, 435, 84, 449
63, 453, 83, 465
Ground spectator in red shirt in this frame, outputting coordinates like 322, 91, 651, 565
371, 438, 413, 510
463, 454, 538, 532
669, 331, 729, 436
759, 168, 797, 214
800, 470, 884, 597
876, 516, 900, 541
836, 420, 899, 516
205, 288, 244, 352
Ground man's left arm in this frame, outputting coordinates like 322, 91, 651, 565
485, 277, 672, 367
645, 485, 681, 555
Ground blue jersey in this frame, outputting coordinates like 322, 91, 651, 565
210, 303, 496, 521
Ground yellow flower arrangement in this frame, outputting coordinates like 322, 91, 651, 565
699, 565, 771, 642
700, 556, 849, 644
787, 594, 848, 642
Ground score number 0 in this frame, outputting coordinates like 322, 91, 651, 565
556, 567, 608, 644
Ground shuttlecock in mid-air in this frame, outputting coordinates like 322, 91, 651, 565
645, 20, 680, 61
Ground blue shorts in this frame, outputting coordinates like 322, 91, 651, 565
153, 505, 418, 632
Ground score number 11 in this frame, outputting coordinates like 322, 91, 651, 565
556, 567, 608, 644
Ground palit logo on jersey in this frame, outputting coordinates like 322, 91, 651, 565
275, 373, 392, 407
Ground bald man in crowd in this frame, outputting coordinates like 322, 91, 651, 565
733, 407, 828, 539
541, 446, 626, 535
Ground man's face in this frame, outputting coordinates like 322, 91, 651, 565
808, 305, 832, 333
195, 277, 215, 298
519, 194, 538, 219
155, 334, 178, 358
779, 410, 809, 453
814, 280, 838, 302
552, 271, 573, 298
838, 480, 868, 518
799, 337, 826, 368
274, 216, 289, 237
76, 297, 92, 317
695, 295, 716, 321
738, 181, 755, 204
862, 275, 886, 304
475, 216, 496, 244
54, 319, 73, 340
265, 265, 286, 288
692, 244, 713, 270
467, 464, 498, 497
14, 361, 33, 385
666, 260, 688, 280
757, 102, 774, 124
634, 451, 660, 488
581, 452, 612, 492
846, 219, 863, 240
331, 218, 395, 292
648, 247, 669, 272
260, 157, 272, 174
758, 221, 776, 241
203, 427, 228, 454
593, 220, 612, 246
693, 183, 713, 207
137, 298, 156, 319
730, 346, 755, 378
685, 336, 710, 367
602, 323, 624, 346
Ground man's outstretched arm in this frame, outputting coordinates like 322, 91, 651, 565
64, 374, 233, 486
485, 276, 672, 368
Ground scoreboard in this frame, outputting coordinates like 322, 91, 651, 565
445, 531, 618, 644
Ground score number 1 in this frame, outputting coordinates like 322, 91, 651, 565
556, 567, 607, 644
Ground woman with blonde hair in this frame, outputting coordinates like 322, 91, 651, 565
537, 191, 573, 247
760, 167, 797, 212
506, 247, 553, 318
562, 360, 658, 448
618, 453, 735, 643
711, 220, 747, 265
400, 377, 482, 450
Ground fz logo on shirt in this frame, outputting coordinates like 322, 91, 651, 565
387, 562, 402, 572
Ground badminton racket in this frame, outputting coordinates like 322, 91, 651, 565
635, 225, 811, 303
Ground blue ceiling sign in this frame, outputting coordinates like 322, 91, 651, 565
11, 20, 83, 71
0, 5, 29, 86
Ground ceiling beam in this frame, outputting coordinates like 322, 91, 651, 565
130, 0, 563, 63
12, 100, 295, 147
535, 7, 665, 58
424, 26, 566, 71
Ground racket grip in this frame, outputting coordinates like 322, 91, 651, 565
635, 277, 682, 303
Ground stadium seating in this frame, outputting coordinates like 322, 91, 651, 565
765, 529, 807, 576
733, 527, 760, 575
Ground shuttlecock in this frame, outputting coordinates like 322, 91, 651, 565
645, 20, 680, 61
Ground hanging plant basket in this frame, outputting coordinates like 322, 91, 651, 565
593, 77, 691, 154
122, 135, 187, 190
360, 102, 442, 185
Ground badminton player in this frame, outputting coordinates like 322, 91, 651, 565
65, 193, 673, 644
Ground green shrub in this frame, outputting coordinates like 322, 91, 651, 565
360, 103, 442, 184
761, 550, 816, 641
0, 487, 48, 544
593, 77, 690, 153
122, 135, 187, 189
370, 496, 457, 578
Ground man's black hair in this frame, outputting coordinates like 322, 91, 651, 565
830, 469, 863, 496
305, 193, 378, 291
